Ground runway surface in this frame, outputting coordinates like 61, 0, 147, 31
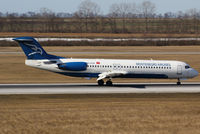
2, 37, 200, 42
1, 51, 200, 55
0, 83, 200, 94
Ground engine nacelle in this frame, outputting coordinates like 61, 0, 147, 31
58, 62, 87, 71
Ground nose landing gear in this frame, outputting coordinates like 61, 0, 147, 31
177, 78, 181, 85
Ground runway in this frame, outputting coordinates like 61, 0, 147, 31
2, 37, 200, 42
0, 51, 200, 55
0, 83, 200, 94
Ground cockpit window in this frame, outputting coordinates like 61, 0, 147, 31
185, 65, 190, 69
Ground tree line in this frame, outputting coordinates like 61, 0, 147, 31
0, 0, 200, 34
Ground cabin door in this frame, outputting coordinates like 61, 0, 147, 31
177, 65, 182, 75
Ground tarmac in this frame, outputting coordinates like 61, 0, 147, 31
0, 83, 200, 94
0, 51, 200, 55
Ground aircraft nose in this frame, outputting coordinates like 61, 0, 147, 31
191, 69, 199, 78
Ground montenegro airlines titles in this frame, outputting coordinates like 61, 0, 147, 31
13, 37, 199, 86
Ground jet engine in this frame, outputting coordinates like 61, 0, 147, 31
58, 62, 87, 71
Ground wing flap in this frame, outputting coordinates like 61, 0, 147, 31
97, 71, 127, 81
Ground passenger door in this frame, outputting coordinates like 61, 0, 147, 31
177, 65, 182, 75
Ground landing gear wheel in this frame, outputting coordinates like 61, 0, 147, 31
177, 79, 181, 85
106, 80, 113, 86
177, 81, 181, 85
98, 80, 104, 86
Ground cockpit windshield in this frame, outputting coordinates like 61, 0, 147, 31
185, 65, 190, 69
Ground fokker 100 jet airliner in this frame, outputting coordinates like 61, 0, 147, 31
13, 37, 198, 86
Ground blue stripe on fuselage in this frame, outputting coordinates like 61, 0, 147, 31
56, 72, 168, 79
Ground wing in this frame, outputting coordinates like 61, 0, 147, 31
97, 70, 127, 81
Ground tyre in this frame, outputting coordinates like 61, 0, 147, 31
177, 81, 181, 85
98, 80, 104, 86
106, 80, 113, 86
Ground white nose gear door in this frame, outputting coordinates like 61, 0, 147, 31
177, 65, 182, 75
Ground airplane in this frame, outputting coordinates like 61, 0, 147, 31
13, 37, 199, 86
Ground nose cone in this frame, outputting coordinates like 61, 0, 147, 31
191, 69, 199, 78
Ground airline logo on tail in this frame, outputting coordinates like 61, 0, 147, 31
14, 37, 65, 60
24, 42, 43, 56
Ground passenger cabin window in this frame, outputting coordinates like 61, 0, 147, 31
185, 66, 190, 69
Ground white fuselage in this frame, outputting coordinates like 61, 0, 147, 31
25, 58, 198, 80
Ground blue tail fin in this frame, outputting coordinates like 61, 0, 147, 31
13, 37, 63, 60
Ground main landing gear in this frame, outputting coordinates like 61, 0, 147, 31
106, 80, 113, 86
98, 80, 104, 86
177, 78, 181, 85
97, 79, 113, 86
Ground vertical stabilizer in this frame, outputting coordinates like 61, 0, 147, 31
13, 37, 63, 59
